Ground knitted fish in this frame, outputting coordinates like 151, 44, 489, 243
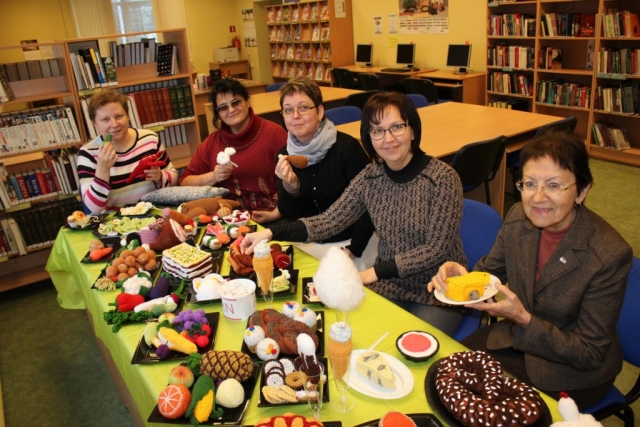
126, 151, 168, 183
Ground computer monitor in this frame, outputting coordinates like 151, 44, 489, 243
396, 44, 416, 69
447, 44, 472, 74
356, 44, 373, 67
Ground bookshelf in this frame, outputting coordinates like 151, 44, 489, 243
486, 0, 640, 167
0, 29, 199, 289
265, 0, 354, 85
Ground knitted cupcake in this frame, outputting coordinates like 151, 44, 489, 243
282, 301, 301, 319
244, 325, 266, 353
293, 307, 317, 331
256, 338, 280, 361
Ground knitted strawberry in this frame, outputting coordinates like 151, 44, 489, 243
126, 151, 168, 183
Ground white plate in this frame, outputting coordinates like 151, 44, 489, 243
434, 274, 500, 306
347, 349, 414, 399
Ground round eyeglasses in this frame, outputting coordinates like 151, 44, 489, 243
516, 180, 577, 195
368, 123, 409, 141
281, 105, 316, 117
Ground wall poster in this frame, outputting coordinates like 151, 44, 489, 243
398, 0, 449, 34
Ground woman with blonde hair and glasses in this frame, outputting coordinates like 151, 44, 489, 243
251, 77, 375, 267
429, 131, 632, 408
243, 91, 467, 335
179, 78, 287, 217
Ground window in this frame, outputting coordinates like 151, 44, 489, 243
111, 0, 156, 42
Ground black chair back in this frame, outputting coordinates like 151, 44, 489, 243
344, 90, 380, 110
404, 78, 439, 104
451, 135, 507, 206
534, 116, 577, 137
357, 73, 384, 91
332, 68, 359, 89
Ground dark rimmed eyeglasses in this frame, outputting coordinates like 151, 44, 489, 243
281, 105, 316, 117
368, 123, 409, 140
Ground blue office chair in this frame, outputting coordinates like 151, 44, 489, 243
407, 93, 429, 108
324, 106, 361, 126
508, 116, 577, 202
583, 256, 640, 427
265, 82, 287, 92
404, 78, 447, 104
452, 199, 503, 341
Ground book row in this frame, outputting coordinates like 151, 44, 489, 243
540, 13, 596, 38
276, 62, 331, 81
157, 124, 189, 148
596, 48, 640, 76
267, 3, 329, 25
0, 197, 82, 257
591, 122, 631, 151
593, 83, 640, 115
108, 38, 157, 68
488, 72, 533, 96
487, 98, 529, 111
0, 58, 63, 82
0, 105, 81, 155
269, 25, 330, 43
69, 49, 118, 90
601, 9, 640, 38
536, 80, 591, 109
488, 45, 535, 70
0, 149, 80, 210
79, 82, 194, 140
271, 45, 331, 62
488, 14, 536, 37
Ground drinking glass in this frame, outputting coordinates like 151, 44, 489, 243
300, 363, 325, 420
329, 354, 356, 412
257, 272, 274, 307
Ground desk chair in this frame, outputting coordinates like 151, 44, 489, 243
265, 82, 286, 92
453, 199, 503, 341
332, 68, 360, 89
407, 93, 429, 108
357, 73, 384, 92
508, 116, 577, 202
404, 78, 444, 104
324, 106, 361, 126
344, 90, 380, 110
451, 135, 507, 206
584, 256, 640, 427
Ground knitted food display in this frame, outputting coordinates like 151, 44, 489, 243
179, 197, 241, 220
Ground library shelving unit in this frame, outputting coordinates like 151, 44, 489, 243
487, 0, 640, 167
590, 0, 640, 166
265, 0, 354, 85
0, 28, 199, 290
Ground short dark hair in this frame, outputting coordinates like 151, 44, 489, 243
520, 130, 593, 195
210, 78, 250, 127
279, 77, 324, 108
88, 89, 129, 122
360, 92, 422, 161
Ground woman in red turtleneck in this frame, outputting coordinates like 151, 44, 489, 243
179, 78, 286, 217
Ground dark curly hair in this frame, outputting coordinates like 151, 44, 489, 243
210, 77, 250, 129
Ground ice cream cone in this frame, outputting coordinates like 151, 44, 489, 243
328, 337, 352, 380
252, 255, 274, 294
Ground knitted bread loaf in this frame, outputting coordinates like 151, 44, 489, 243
199, 350, 254, 382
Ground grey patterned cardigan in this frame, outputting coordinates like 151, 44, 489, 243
273, 151, 466, 305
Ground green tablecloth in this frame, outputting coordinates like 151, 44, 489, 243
46, 227, 560, 426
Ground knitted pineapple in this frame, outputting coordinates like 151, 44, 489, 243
199, 350, 254, 382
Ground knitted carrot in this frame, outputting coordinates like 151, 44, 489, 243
89, 247, 113, 261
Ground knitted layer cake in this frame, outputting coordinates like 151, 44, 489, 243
162, 242, 213, 279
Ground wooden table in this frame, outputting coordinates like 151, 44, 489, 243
336, 102, 562, 215
205, 87, 361, 134
418, 70, 486, 105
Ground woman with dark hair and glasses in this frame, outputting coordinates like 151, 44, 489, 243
251, 77, 375, 267
243, 91, 467, 335
179, 78, 287, 216
429, 131, 632, 408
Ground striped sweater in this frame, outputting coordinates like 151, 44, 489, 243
300, 154, 466, 305
77, 129, 178, 213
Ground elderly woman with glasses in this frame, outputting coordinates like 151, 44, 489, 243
429, 131, 632, 408
251, 77, 375, 266
242, 91, 467, 335
179, 78, 287, 215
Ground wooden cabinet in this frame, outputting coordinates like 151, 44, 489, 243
0, 29, 199, 289
209, 59, 251, 79
486, 0, 640, 167
265, 0, 354, 85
